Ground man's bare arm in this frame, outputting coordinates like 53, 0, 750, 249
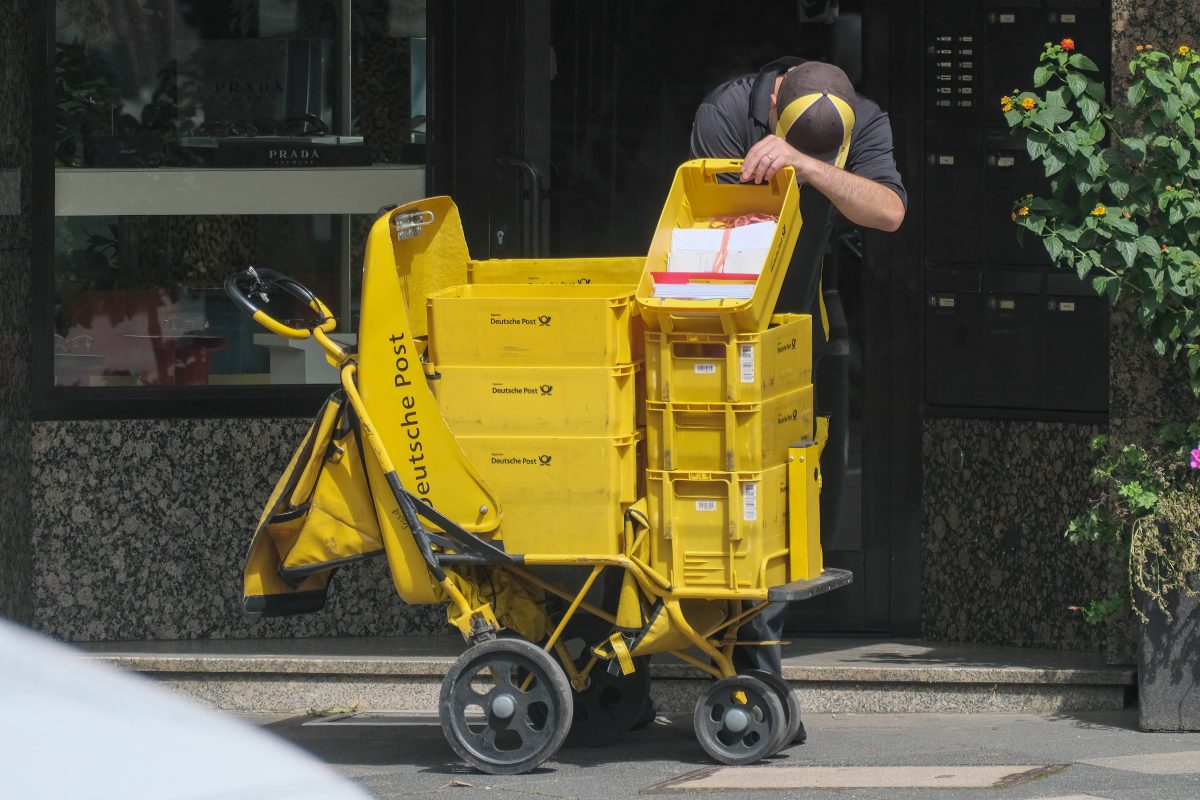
741, 134, 906, 233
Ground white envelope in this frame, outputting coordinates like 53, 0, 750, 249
666, 249, 770, 274
670, 221, 777, 252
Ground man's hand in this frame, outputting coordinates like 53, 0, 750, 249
741, 134, 905, 233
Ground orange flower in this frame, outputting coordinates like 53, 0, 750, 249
1091, 204, 1107, 216
1018, 206, 1030, 217
1137, 45, 1145, 52
1162, 243, 1170, 252
1179, 45, 1192, 56
1021, 97, 1036, 110
1061, 38, 1075, 51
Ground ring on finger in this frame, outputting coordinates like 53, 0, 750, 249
766, 153, 776, 161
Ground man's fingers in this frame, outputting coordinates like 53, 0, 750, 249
741, 137, 778, 182
753, 151, 775, 184
762, 158, 783, 183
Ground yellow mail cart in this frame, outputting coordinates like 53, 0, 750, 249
225, 160, 851, 775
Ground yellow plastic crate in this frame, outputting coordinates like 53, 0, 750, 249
432, 363, 641, 436
645, 314, 811, 404
468, 256, 644, 287
646, 385, 813, 472
427, 284, 640, 366
646, 465, 789, 593
457, 431, 643, 556
636, 159, 803, 335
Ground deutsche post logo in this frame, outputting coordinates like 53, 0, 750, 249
538, 454, 553, 466
537, 315, 552, 327
576, 278, 592, 284
539, 384, 554, 396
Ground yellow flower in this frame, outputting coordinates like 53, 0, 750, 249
1137, 45, 1145, 52
1018, 206, 1030, 216
1002, 101, 1014, 112
1091, 204, 1107, 216
1179, 45, 1191, 56
1021, 97, 1036, 110
1011, 212, 1017, 222
1001, 95, 1011, 105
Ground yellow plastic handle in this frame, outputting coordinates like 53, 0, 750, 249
225, 267, 337, 340
698, 159, 745, 180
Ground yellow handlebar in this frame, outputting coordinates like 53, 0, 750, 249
224, 266, 337, 340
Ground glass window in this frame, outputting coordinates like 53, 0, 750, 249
53, 214, 352, 388
48, 1, 428, 404
54, 0, 426, 168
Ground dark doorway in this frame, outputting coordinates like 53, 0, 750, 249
429, 0, 923, 636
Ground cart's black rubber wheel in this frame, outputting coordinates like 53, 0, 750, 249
439, 638, 573, 775
741, 668, 804, 755
563, 656, 652, 747
693, 675, 786, 766
548, 614, 652, 748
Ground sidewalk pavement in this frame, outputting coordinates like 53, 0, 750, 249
249, 710, 1200, 799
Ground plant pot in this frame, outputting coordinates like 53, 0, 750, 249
1139, 576, 1200, 731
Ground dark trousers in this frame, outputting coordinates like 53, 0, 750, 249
731, 602, 787, 675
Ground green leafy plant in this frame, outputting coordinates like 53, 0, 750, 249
1004, 40, 1200, 394
1067, 425, 1200, 622
1005, 40, 1200, 623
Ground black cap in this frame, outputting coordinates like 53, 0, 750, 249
774, 62, 857, 165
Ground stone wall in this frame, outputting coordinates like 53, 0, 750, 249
0, 0, 34, 624
922, 418, 1110, 651
921, 2, 1200, 654
30, 418, 449, 641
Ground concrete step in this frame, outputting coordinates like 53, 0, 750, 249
80, 636, 1134, 715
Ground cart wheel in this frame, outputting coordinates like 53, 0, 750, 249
554, 616, 652, 748
740, 669, 804, 755
563, 657, 652, 748
693, 675, 786, 766
439, 637, 573, 775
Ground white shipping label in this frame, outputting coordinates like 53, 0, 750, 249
742, 482, 758, 521
739, 344, 755, 383
695, 500, 718, 512
694, 363, 717, 375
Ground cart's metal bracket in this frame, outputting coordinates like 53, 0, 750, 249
393, 209, 435, 240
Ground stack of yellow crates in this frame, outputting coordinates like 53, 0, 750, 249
642, 316, 814, 593
427, 281, 644, 557
636, 159, 820, 593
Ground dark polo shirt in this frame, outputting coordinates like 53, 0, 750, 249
686, 59, 906, 342
689, 60, 907, 208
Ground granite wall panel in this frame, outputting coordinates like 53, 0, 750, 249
0, 0, 34, 624
922, 418, 1111, 651
0, 252, 31, 624
30, 418, 449, 641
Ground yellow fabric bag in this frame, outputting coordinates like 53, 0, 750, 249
243, 392, 384, 616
